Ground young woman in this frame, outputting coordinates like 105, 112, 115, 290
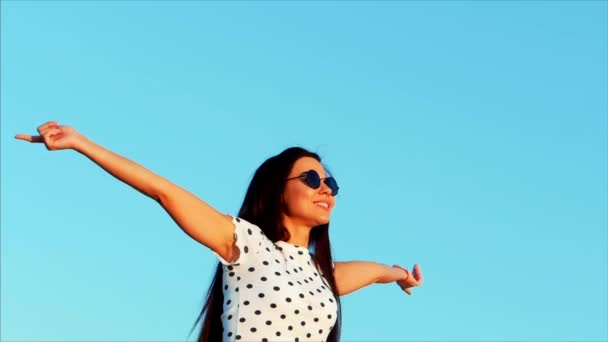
16, 121, 424, 342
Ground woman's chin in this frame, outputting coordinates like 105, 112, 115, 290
314, 215, 331, 226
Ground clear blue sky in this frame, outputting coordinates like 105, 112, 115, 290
2, 1, 606, 341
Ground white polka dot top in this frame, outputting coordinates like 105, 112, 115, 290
213, 216, 338, 342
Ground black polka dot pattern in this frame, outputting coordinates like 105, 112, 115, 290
214, 216, 338, 341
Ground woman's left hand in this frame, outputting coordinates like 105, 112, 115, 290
394, 264, 424, 295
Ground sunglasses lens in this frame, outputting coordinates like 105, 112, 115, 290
297, 170, 339, 196
324, 177, 339, 196
304, 170, 321, 189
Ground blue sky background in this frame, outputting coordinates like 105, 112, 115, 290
2, 1, 607, 341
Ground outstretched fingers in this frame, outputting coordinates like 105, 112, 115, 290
16, 121, 59, 144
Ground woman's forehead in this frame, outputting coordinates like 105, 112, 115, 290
290, 157, 326, 176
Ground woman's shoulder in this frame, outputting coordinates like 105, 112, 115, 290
215, 215, 277, 266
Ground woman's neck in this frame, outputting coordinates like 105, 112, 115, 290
282, 216, 311, 248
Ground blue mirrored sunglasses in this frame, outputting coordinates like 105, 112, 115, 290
286, 169, 339, 196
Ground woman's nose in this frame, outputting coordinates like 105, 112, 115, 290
318, 180, 332, 195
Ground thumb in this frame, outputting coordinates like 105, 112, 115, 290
15, 134, 43, 143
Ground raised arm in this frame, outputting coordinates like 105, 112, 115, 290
16, 121, 239, 262
334, 261, 423, 296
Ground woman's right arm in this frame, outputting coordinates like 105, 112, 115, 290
16, 121, 239, 262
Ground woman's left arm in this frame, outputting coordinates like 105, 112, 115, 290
334, 261, 423, 296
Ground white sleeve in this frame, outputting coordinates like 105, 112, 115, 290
213, 216, 274, 266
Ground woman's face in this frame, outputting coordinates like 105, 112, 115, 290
282, 156, 336, 228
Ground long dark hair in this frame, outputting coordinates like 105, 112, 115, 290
188, 147, 342, 342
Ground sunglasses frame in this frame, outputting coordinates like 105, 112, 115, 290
286, 169, 339, 196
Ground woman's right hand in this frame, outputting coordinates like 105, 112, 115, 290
15, 121, 84, 151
